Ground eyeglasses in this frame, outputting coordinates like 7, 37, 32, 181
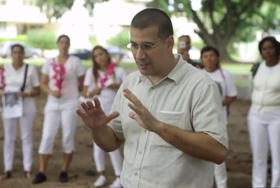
127, 40, 161, 51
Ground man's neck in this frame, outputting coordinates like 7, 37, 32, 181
148, 55, 178, 85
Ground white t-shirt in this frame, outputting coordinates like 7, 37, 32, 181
251, 61, 280, 114
83, 66, 126, 114
41, 56, 85, 110
203, 68, 237, 119
0, 63, 40, 114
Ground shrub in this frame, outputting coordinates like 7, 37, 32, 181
107, 29, 129, 50
26, 29, 56, 51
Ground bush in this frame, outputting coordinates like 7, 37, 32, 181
26, 29, 56, 50
107, 29, 129, 49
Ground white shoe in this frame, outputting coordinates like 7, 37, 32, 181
94, 175, 106, 187
109, 177, 122, 188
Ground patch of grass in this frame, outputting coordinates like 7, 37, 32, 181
221, 63, 252, 75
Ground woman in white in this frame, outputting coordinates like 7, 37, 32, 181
248, 36, 280, 188
32, 35, 85, 184
82, 45, 126, 188
0, 44, 40, 181
201, 46, 237, 188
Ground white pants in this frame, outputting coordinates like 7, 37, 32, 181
214, 162, 227, 188
93, 143, 123, 176
248, 109, 280, 188
38, 108, 78, 154
2, 113, 35, 171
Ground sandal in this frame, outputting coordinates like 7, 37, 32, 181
0, 171, 11, 181
25, 171, 33, 180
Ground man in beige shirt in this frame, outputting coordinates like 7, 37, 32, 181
77, 8, 228, 188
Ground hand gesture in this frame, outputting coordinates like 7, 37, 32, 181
123, 89, 159, 132
77, 97, 119, 130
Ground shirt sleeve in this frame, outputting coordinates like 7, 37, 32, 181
191, 79, 228, 148
224, 70, 238, 97
84, 68, 93, 86
75, 58, 86, 77
41, 59, 51, 75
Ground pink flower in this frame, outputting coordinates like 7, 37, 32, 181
0, 66, 6, 89
51, 59, 66, 91
99, 62, 115, 88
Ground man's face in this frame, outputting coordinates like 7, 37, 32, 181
12, 46, 24, 64
178, 36, 191, 54
201, 50, 219, 72
129, 25, 171, 77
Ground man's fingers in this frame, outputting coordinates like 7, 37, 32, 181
123, 89, 142, 107
128, 103, 141, 115
80, 102, 91, 112
107, 111, 120, 122
93, 97, 101, 109
76, 109, 86, 119
86, 100, 94, 109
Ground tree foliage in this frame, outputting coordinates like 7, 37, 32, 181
148, 0, 280, 62
36, 0, 74, 22
36, 0, 108, 22
107, 29, 130, 50
26, 29, 56, 56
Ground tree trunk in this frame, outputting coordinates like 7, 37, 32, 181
195, 30, 238, 63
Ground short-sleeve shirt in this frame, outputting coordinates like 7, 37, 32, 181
83, 67, 126, 114
0, 63, 40, 114
203, 68, 238, 119
108, 55, 228, 188
41, 56, 85, 110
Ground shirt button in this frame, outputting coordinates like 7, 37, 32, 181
134, 172, 138, 176
138, 151, 142, 154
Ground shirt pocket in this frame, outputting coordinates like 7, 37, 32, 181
151, 111, 185, 147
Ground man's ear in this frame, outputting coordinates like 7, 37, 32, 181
167, 35, 174, 50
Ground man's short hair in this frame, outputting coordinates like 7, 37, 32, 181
200, 46, 220, 58
11, 43, 24, 53
178, 35, 190, 41
131, 8, 173, 39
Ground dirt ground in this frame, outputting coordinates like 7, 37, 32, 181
0, 91, 256, 188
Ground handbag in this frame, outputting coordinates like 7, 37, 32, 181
2, 63, 29, 118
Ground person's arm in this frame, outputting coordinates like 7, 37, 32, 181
40, 74, 61, 98
21, 86, 40, 98
78, 75, 84, 92
77, 98, 123, 151
222, 96, 237, 106
107, 83, 121, 90
124, 89, 227, 164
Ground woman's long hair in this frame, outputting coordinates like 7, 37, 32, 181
91, 45, 112, 84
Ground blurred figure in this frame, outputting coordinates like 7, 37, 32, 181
248, 36, 280, 188
201, 46, 237, 188
81, 45, 126, 188
32, 34, 85, 184
178, 35, 203, 68
0, 44, 40, 181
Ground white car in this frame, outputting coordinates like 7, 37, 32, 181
0, 41, 40, 58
